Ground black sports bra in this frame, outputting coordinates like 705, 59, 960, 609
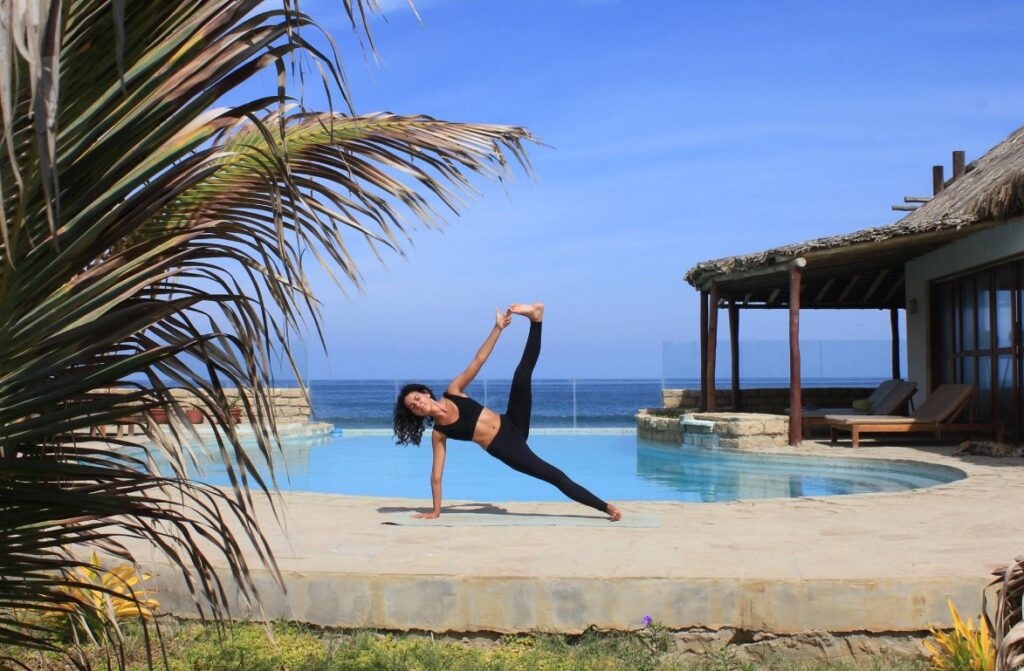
434, 392, 484, 441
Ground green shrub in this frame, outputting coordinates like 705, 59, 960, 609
0, 618, 934, 671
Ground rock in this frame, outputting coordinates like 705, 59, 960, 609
671, 628, 734, 654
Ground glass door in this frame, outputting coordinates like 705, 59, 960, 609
931, 259, 1021, 438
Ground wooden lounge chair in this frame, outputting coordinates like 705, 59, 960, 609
798, 380, 917, 436
826, 383, 1003, 448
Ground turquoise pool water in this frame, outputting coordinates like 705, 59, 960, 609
179, 431, 965, 503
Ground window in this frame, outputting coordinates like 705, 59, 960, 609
932, 261, 1020, 435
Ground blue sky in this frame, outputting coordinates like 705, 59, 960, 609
239, 0, 1024, 379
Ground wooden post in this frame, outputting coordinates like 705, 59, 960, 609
729, 300, 740, 410
932, 165, 945, 195
952, 150, 965, 181
699, 290, 709, 410
789, 259, 806, 445
890, 307, 901, 379
707, 284, 719, 411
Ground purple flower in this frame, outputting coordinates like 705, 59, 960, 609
642, 615, 653, 627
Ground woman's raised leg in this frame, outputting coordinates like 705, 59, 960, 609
505, 303, 543, 439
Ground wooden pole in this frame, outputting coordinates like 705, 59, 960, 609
707, 284, 719, 412
729, 300, 740, 410
699, 290, 708, 410
890, 307, 901, 379
932, 165, 945, 195
789, 259, 806, 446
952, 150, 965, 181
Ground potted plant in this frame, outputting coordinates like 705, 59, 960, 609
185, 406, 204, 424
228, 397, 244, 424
147, 407, 169, 424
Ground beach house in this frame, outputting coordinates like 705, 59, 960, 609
684, 125, 1024, 444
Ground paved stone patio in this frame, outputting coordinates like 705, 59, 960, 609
134, 439, 1024, 635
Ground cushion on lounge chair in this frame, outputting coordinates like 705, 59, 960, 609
802, 380, 915, 419
908, 384, 974, 423
825, 414, 930, 425
826, 384, 974, 426
868, 380, 918, 415
863, 379, 901, 410
795, 380, 903, 416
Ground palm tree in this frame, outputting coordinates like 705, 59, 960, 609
0, 0, 534, 665
986, 556, 1024, 671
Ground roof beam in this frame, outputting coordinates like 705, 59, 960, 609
861, 269, 890, 304
836, 274, 860, 305
881, 272, 906, 305
814, 278, 835, 303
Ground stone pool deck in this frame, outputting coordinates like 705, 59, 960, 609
135, 440, 1024, 638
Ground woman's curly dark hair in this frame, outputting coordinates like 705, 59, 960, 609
393, 383, 436, 446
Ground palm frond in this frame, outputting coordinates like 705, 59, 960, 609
985, 555, 1024, 671
0, 0, 535, 666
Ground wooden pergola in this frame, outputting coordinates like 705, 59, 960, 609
686, 134, 1024, 445
689, 247, 911, 447
685, 160, 1003, 445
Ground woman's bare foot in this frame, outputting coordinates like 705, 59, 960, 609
606, 503, 622, 522
509, 302, 544, 322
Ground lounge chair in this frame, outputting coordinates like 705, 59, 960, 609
797, 380, 917, 436
826, 383, 1003, 448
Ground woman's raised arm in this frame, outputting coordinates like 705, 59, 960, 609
447, 308, 511, 395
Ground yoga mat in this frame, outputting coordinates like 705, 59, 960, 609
381, 512, 660, 528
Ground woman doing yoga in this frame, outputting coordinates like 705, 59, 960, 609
393, 303, 622, 521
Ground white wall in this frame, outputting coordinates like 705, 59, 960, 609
905, 216, 1024, 401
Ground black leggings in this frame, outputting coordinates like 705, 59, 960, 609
486, 321, 609, 513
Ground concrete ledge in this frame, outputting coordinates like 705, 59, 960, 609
150, 569, 981, 635
189, 421, 333, 442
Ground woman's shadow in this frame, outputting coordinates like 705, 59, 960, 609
376, 502, 599, 520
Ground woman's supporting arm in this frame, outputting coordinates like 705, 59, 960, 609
447, 308, 511, 395
413, 430, 447, 518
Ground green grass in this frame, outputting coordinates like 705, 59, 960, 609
2, 619, 932, 671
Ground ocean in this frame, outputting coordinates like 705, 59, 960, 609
304, 378, 886, 430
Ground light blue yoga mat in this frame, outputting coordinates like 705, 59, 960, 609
381, 512, 660, 527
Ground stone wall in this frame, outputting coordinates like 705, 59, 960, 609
636, 409, 685, 442
638, 409, 789, 448
167, 387, 312, 423
662, 387, 875, 415
691, 412, 789, 449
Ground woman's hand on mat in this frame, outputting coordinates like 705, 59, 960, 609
495, 308, 512, 330
413, 510, 441, 519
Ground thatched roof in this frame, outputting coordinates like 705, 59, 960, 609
686, 125, 1024, 294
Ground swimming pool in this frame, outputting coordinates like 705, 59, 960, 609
172, 431, 965, 502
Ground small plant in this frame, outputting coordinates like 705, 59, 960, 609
637, 614, 672, 654
227, 396, 245, 423
924, 598, 995, 671
698, 647, 755, 671
47, 552, 159, 638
